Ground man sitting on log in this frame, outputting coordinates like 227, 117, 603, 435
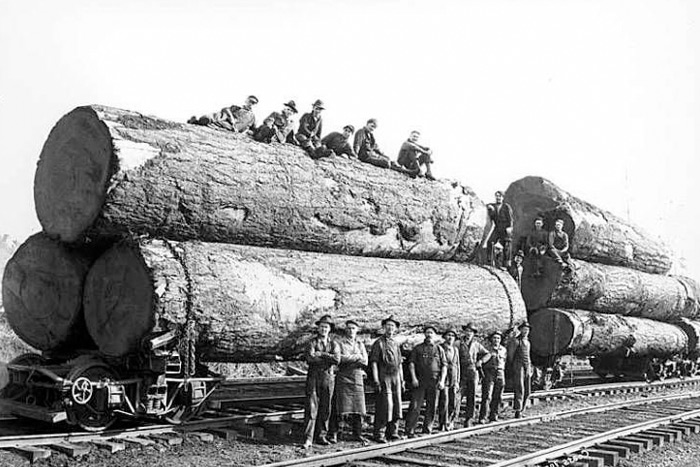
328, 319, 368, 444
302, 314, 341, 449
370, 315, 405, 443
296, 100, 333, 159
458, 323, 488, 427
321, 125, 357, 159
526, 216, 549, 277
548, 218, 572, 273
509, 250, 524, 289
477, 331, 507, 424
405, 324, 447, 437
353, 119, 393, 169
396, 130, 436, 180
437, 327, 460, 431
264, 100, 299, 145
507, 322, 532, 419
187, 95, 258, 133
481, 191, 514, 269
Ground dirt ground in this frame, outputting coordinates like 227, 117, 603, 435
0, 385, 699, 466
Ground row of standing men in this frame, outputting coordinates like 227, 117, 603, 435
302, 314, 532, 449
188, 95, 436, 180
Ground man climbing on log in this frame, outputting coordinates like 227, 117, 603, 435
328, 319, 368, 444
302, 314, 341, 449
369, 315, 405, 443
477, 331, 507, 423
264, 100, 299, 145
321, 125, 357, 159
396, 130, 435, 180
481, 191, 514, 269
405, 324, 447, 437
548, 218, 572, 273
437, 327, 460, 431
458, 323, 488, 427
187, 95, 259, 133
507, 322, 532, 419
297, 100, 333, 159
526, 216, 549, 277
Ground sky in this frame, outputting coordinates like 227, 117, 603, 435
0, 0, 698, 280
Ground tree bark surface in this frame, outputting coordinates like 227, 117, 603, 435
35, 105, 485, 261
529, 308, 689, 359
83, 240, 526, 362
505, 176, 672, 274
521, 256, 700, 319
2, 233, 94, 351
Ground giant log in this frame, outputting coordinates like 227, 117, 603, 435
529, 308, 689, 359
2, 233, 94, 351
521, 256, 700, 319
35, 105, 485, 261
83, 240, 526, 362
505, 176, 672, 274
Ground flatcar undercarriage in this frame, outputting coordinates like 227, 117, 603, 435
0, 332, 222, 431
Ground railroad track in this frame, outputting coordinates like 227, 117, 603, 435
263, 392, 700, 467
1, 376, 700, 463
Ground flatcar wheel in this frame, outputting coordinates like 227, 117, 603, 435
1, 353, 47, 401
65, 361, 117, 432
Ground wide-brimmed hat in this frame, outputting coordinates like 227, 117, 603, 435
443, 327, 458, 338
381, 315, 400, 328
315, 314, 334, 328
462, 323, 478, 333
283, 100, 298, 113
312, 99, 325, 110
345, 319, 360, 328
423, 324, 438, 334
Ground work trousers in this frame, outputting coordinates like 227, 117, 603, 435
303, 370, 335, 442
512, 364, 532, 412
373, 372, 402, 438
460, 367, 479, 422
548, 248, 571, 266
359, 151, 391, 169
479, 369, 505, 421
488, 230, 512, 268
405, 379, 439, 434
437, 385, 460, 429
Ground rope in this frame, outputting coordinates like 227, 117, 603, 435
162, 239, 197, 376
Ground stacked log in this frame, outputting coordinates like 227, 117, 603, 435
505, 176, 672, 274
529, 308, 689, 359
1, 233, 95, 351
34, 105, 485, 261
83, 240, 525, 362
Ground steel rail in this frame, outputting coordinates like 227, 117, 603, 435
257, 391, 700, 467
490, 407, 700, 466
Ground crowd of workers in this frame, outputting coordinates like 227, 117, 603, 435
188, 95, 435, 180
301, 315, 532, 449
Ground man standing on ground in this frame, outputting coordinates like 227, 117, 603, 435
481, 191, 514, 269
437, 327, 460, 431
188, 95, 259, 133
369, 316, 405, 443
478, 331, 507, 424
548, 218, 572, 272
458, 323, 488, 427
321, 125, 357, 159
303, 315, 341, 449
329, 319, 368, 444
507, 322, 532, 419
396, 130, 435, 180
405, 325, 447, 437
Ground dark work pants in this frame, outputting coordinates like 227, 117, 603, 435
359, 151, 390, 169
303, 370, 335, 442
512, 364, 532, 412
460, 367, 478, 422
549, 248, 571, 266
405, 379, 439, 434
479, 369, 504, 421
488, 230, 512, 268
373, 372, 402, 439
438, 385, 460, 428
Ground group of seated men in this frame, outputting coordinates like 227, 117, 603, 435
301, 314, 532, 449
187, 95, 435, 180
